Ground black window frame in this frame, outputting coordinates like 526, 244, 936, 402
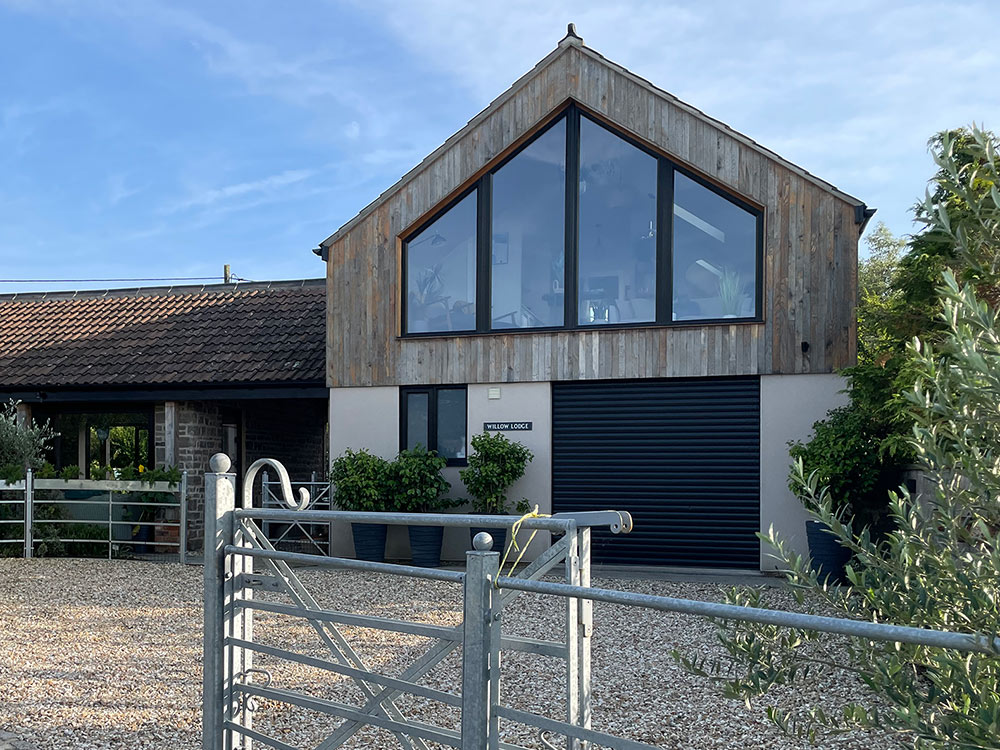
399, 385, 468, 466
400, 102, 765, 337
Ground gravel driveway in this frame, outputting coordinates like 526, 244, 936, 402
0, 559, 894, 749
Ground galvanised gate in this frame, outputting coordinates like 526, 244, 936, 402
203, 454, 1000, 750
202, 453, 632, 750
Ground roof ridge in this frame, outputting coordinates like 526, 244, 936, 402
318, 29, 866, 249
0, 277, 325, 303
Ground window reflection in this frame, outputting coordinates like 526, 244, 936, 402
672, 172, 757, 320
491, 119, 566, 329
405, 393, 429, 450
405, 191, 477, 333
577, 116, 658, 325
436, 388, 467, 460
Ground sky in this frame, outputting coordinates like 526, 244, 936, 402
1, 0, 998, 293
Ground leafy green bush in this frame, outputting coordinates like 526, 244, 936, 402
787, 403, 891, 528
681, 125, 1000, 748
391, 446, 455, 513
686, 274, 1000, 748
330, 449, 393, 512
459, 432, 533, 514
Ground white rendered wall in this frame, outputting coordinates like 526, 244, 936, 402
759, 373, 849, 570
462, 382, 552, 560
327, 383, 552, 562
328, 386, 402, 558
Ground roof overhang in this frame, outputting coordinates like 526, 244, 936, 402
1, 382, 329, 404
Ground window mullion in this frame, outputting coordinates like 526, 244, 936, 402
564, 106, 580, 329
656, 159, 673, 324
476, 176, 492, 333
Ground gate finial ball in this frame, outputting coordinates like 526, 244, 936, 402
210, 453, 232, 474
473, 532, 494, 551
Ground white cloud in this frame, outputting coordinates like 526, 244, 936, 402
354, 0, 1000, 237
163, 168, 315, 214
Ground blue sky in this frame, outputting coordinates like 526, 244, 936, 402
1, 1, 998, 293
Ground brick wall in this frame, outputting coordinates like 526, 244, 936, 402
152, 398, 327, 555
176, 401, 223, 550
244, 399, 327, 480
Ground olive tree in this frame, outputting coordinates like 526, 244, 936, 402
0, 401, 55, 478
679, 127, 1000, 749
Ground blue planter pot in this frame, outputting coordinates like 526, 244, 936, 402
408, 525, 443, 568
351, 523, 387, 562
806, 520, 851, 584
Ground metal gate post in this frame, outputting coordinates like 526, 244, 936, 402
23, 468, 32, 559
203, 453, 236, 750
179, 471, 189, 564
564, 522, 580, 750
461, 533, 500, 750
577, 527, 593, 749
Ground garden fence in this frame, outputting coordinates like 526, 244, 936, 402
204, 454, 999, 750
0, 470, 187, 561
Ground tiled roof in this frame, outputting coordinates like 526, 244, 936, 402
0, 280, 326, 389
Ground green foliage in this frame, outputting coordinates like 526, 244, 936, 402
857, 222, 906, 363
34, 463, 83, 481
88, 464, 181, 486
330, 449, 393, 512
459, 432, 533, 514
0, 401, 55, 473
391, 445, 455, 514
787, 405, 887, 527
689, 275, 1000, 748
789, 128, 1000, 530
683, 126, 1000, 749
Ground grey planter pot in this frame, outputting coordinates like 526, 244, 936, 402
351, 523, 387, 563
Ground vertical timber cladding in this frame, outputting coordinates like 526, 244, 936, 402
552, 377, 761, 567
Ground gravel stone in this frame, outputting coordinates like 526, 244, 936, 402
0, 558, 896, 749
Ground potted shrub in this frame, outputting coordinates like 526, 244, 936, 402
392, 445, 455, 567
330, 449, 393, 562
788, 406, 895, 582
459, 432, 533, 554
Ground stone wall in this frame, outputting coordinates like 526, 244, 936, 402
152, 398, 327, 555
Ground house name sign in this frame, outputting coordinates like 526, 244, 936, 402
483, 421, 533, 432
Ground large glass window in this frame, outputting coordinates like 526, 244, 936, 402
400, 386, 468, 464
671, 172, 758, 321
405, 190, 478, 334
491, 119, 566, 329
401, 104, 762, 335
577, 117, 658, 325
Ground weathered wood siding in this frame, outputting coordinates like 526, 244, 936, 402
327, 45, 859, 388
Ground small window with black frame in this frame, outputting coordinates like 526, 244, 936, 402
400, 386, 468, 465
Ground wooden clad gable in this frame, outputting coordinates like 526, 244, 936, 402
325, 34, 863, 388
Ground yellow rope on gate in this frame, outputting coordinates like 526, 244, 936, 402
497, 505, 550, 583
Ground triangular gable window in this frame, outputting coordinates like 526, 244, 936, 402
402, 103, 762, 335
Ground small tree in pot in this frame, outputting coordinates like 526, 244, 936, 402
392, 445, 456, 567
459, 432, 533, 553
330, 448, 393, 562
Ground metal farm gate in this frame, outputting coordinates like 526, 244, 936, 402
203, 454, 632, 750
203, 454, 1000, 750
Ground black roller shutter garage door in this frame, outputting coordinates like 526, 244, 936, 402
552, 377, 760, 568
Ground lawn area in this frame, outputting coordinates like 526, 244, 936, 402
0, 558, 891, 749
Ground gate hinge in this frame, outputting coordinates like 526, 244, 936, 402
236, 573, 283, 592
